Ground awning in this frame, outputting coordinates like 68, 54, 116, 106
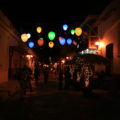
74, 53, 111, 64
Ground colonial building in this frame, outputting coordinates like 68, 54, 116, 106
0, 11, 37, 83
97, 0, 120, 74
81, 0, 120, 74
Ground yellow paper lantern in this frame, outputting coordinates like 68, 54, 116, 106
75, 27, 82, 36
36, 26, 42, 33
48, 41, 54, 48
21, 33, 28, 42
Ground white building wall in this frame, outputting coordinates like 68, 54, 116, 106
0, 23, 9, 82
0, 11, 37, 83
98, 0, 120, 74
0, 11, 19, 83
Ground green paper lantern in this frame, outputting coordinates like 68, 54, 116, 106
48, 31, 56, 40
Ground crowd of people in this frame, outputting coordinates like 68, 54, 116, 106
58, 65, 94, 94
16, 63, 50, 97
16, 63, 94, 98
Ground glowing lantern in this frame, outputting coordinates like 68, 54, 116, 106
58, 36, 62, 40
36, 26, 42, 33
37, 39, 44, 46
62, 24, 68, 31
59, 37, 65, 45
28, 41, 34, 48
99, 42, 105, 47
27, 33, 31, 39
73, 40, 77, 45
21, 33, 28, 42
95, 42, 100, 45
67, 38, 72, 45
48, 31, 56, 40
75, 27, 82, 36
61, 59, 65, 64
71, 29, 75, 35
48, 41, 54, 48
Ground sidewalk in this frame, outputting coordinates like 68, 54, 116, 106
0, 80, 21, 102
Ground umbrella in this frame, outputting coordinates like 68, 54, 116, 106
74, 53, 111, 64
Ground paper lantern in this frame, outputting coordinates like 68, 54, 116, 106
37, 39, 44, 46
48, 31, 56, 40
28, 41, 34, 48
21, 33, 28, 42
71, 29, 75, 35
36, 26, 42, 33
48, 41, 54, 48
63, 24, 68, 31
59, 37, 65, 45
67, 38, 72, 45
75, 27, 82, 36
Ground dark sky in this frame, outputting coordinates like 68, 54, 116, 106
1, 0, 112, 62
1, 0, 113, 27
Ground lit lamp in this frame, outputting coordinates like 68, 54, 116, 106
66, 38, 72, 45
48, 31, 56, 40
71, 29, 75, 35
99, 42, 105, 48
21, 33, 28, 42
75, 27, 82, 36
95, 41, 100, 49
36, 26, 42, 33
37, 38, 44, 46
95, 41, 104, 49
62, 24, 68, 31
61, 59, 65, 64
48, 41, 54, 48
59, 37, 66, 45
28, 41, 34, 48
27, 33, 31, 39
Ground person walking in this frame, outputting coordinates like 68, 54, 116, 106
58, 68, 64, 90
34, 64, 40, 85
64, 66, 71, 90
43, 67, 49, 84
17, 65, 32, 98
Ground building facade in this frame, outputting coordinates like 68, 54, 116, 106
97, 0, 120, 74
0, 11, 36, 83
81, 0, 120, 74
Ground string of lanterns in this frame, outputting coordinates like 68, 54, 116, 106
21, 24, 83, 49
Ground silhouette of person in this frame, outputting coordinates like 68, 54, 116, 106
43, 67, 49, 84
64, 66, 71, 90
25, 65, 33, 92
58, 68, 64, 90
18, 65, 32, 98
34, 64, 40, 85
73, 68, 79, 90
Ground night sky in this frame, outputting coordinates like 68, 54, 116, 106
1, 0, 112, 63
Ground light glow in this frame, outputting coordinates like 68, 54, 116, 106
71, 29, 75, 35
75, 27, 82, 36
37, 39, 44, 46
21, 33, 28, 42
28, 41, 34, 48
67, 38, 72, 45
63, 24, 68, 31
59, 37, 66, 45
48, 31, 56, 40
36, 26, 42, 33
48, 41, 54, 48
